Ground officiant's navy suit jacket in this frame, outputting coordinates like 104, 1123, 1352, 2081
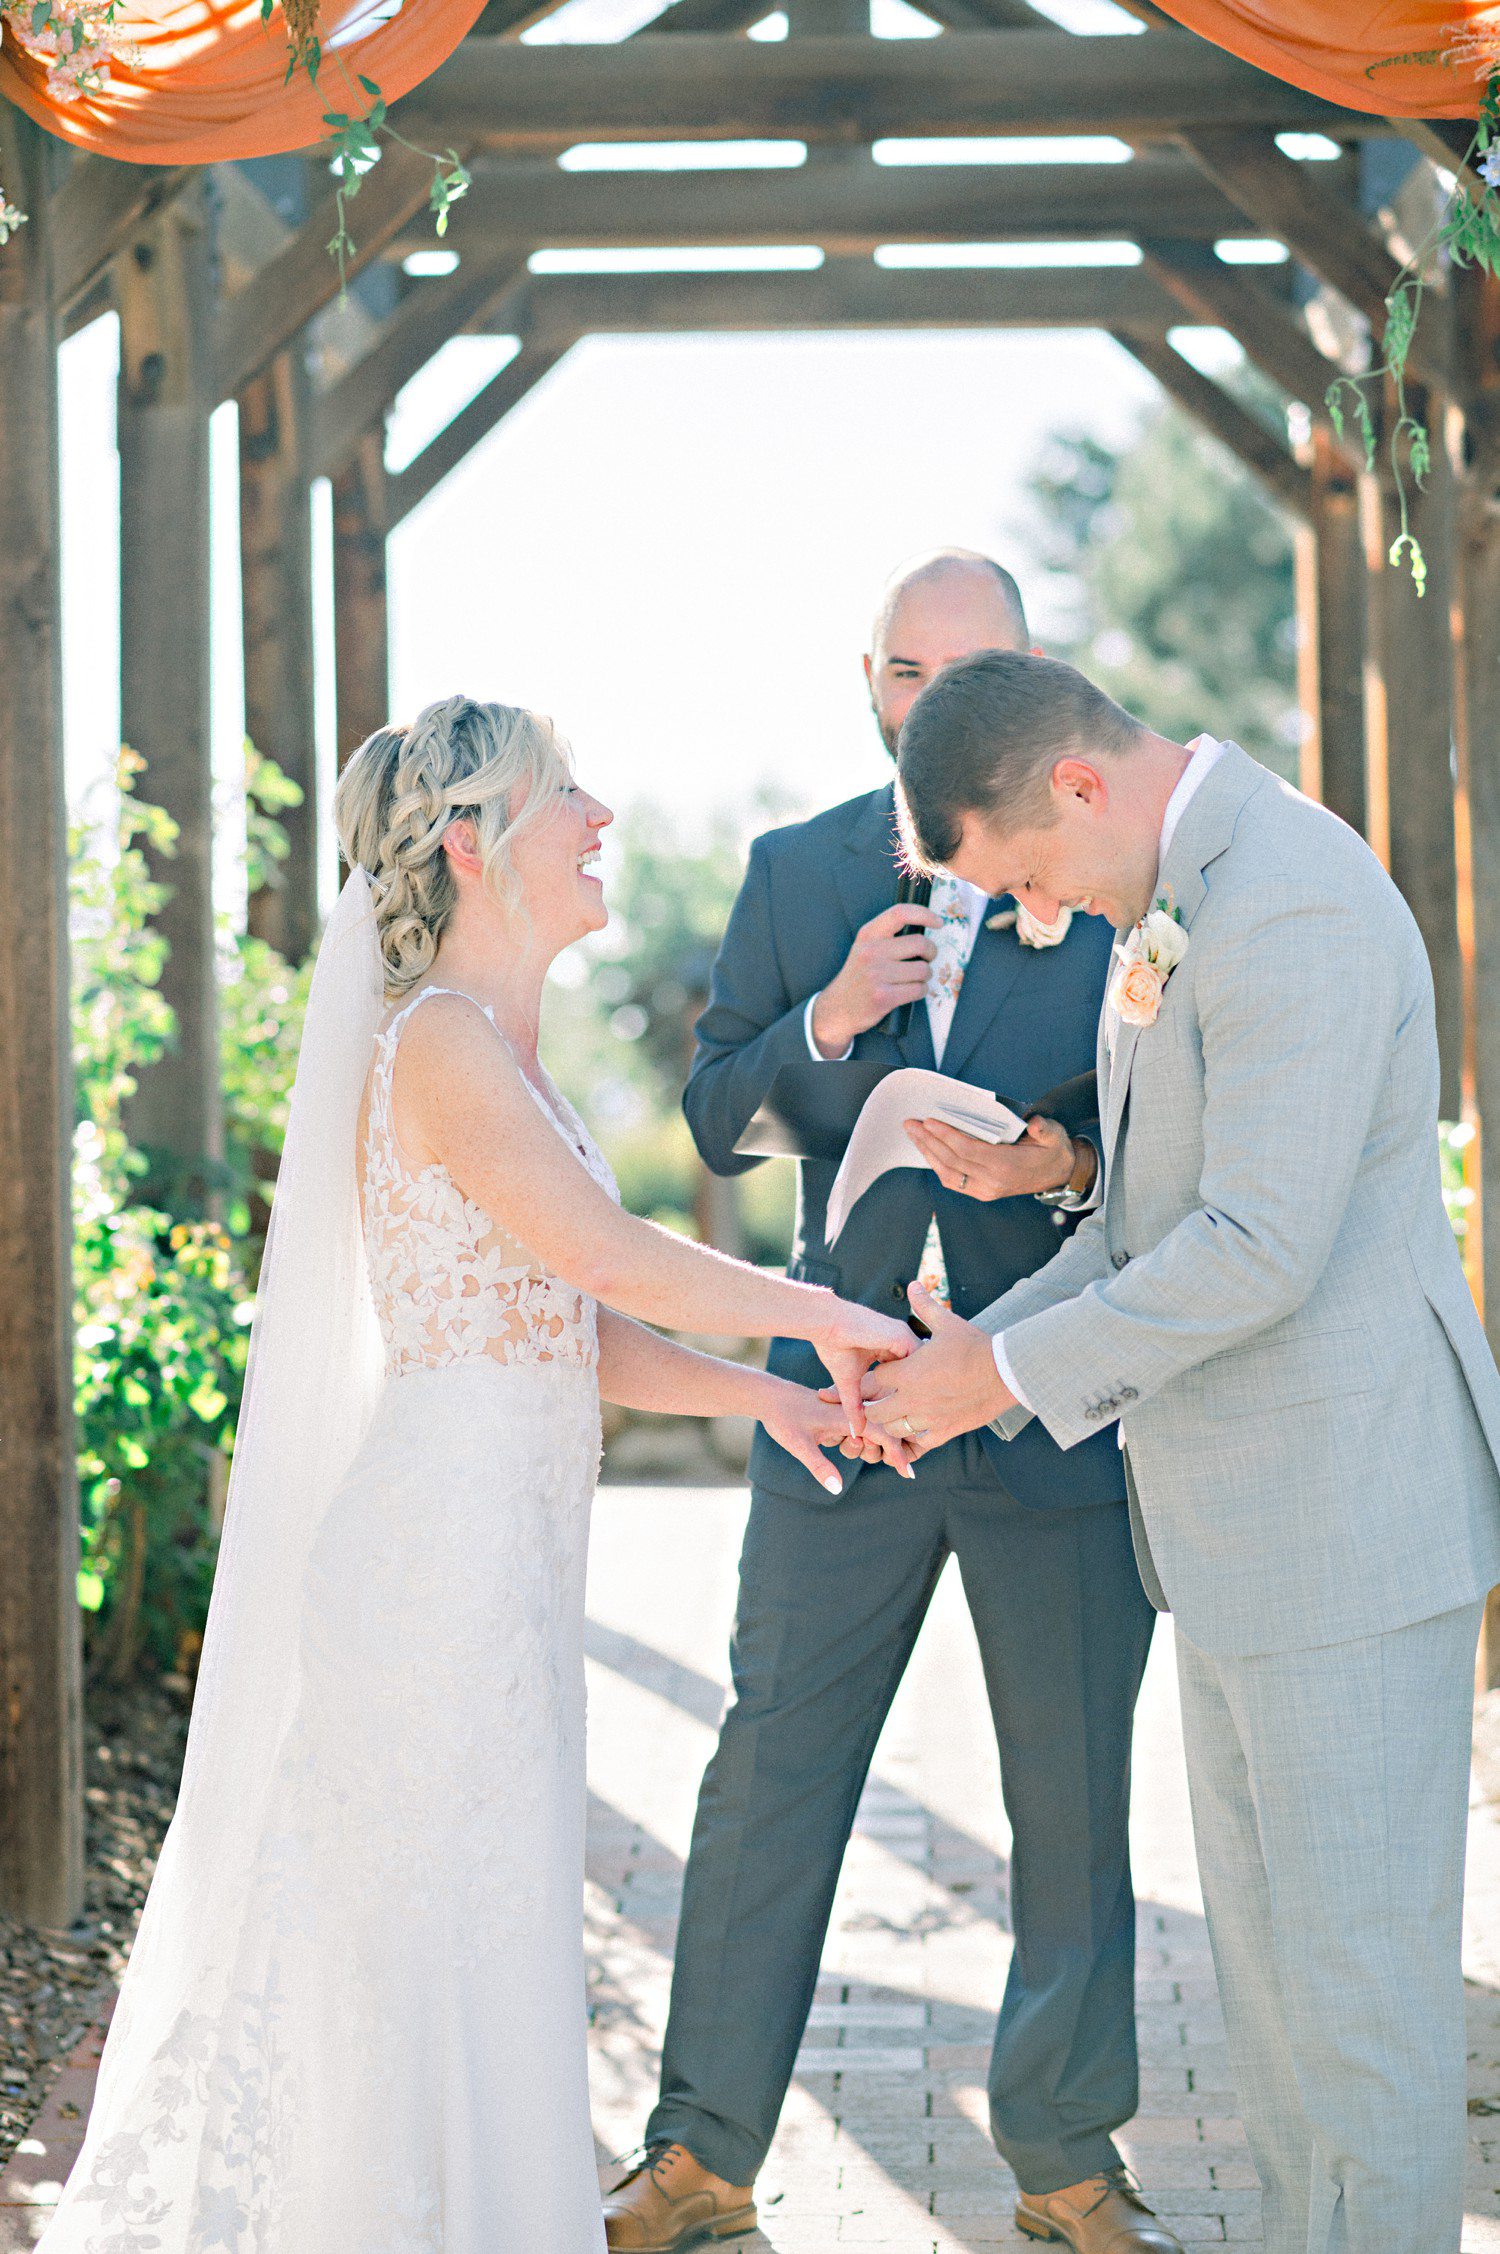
685, 782, 1126, 1512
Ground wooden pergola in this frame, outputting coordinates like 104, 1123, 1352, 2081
2, 0, 1498, 1924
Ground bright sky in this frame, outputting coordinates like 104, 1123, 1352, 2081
58, 316, 1161, 860
57, 0, 1296, 869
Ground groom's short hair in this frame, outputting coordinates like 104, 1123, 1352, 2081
896, 649, 1143, 871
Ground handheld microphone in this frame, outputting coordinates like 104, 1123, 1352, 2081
885, 871, 933, 1042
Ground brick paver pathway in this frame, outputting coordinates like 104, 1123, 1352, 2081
8, 1479, 1500, 2249
582, 1485, 1500, 2254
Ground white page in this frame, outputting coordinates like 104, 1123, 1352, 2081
824, 1068, 1026, 1248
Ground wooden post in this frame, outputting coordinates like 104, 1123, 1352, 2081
1451, 270, 1500, 1686
1366, 392, 1464, 1120
332, 429, 391, 768
116, 177, 221, 1208
1302, 426, 1367, 836
0, 113, 85, 1927
240, 349, 318, 960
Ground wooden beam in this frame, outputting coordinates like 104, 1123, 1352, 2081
394, 32, 1366, 151
1111, 328, 1311, 518
1301, 425, 1367, 836
1451, 271, 1500, 1683
214, 145, 441, 403
1175, 128, 1451, 392
399, 152, 1246, 259
333, 433, 392, 768
385, 334, 576, 527
1392, 118, 1483, 195
0, 110, 84, 1929
507, 259, 1184, 333
240, 350, 319, 961
50, 153, 188, 316
116, 179, 223, 1208
1366, 400, 1464, 1118
648, 0, 786, 31
1142, 244, 1353, 436
308, 258, 525, 479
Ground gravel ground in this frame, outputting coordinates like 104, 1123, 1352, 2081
0, 1676, 190, 2171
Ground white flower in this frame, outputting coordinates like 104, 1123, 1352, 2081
1110, 898, 1188, 1030
985, 899, 1074, 947
1133, 905, 1188, 975
1480, 148, 1500, 190
1014, 900, 1073, 949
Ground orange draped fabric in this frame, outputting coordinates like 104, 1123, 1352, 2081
0, 0, 486, 163
1150, 1, 1500, 120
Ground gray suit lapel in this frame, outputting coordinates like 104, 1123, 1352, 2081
1103, 742, 1269, 1175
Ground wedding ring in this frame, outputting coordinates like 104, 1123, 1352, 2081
891, 1415, 916, 1437
959, 1172, 969, 1190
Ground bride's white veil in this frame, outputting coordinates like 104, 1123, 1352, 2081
79, 869, 387, 2118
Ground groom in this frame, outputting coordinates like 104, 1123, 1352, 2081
604, 554, 1181, 2254
864, 647, 1500, 2254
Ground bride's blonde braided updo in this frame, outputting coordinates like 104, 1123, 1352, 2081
334, 694, 572, 999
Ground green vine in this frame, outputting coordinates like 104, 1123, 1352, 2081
320, 74, 470, 286
253, 0, 470, 284
1326, 70, 1500, 593
0, 0, 467, 272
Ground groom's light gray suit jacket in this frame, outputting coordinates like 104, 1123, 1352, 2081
974, 742, 1500, 1659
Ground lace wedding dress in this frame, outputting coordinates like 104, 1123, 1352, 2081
40, 971, 615, 2254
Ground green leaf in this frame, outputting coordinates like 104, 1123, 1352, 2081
1408, 421, 1432, 485
77, 1570, 106, 1613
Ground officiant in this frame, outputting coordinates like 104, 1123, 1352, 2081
603, 552, 1176, 2254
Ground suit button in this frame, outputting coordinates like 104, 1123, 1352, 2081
891, 1283, 906, 1303
1112, 1250, 1130, 1271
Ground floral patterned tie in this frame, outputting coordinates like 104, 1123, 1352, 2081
914, 874, 983, 1309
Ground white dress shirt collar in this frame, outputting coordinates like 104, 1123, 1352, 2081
1158, 734, 1227, 870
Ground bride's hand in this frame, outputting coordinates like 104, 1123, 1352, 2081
810, 1296, 916, 1442
756, 1375, 915, 1493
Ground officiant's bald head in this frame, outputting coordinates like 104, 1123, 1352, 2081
866, 550, 1033, 755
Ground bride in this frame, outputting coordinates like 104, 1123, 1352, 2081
39, 695, 914, 2254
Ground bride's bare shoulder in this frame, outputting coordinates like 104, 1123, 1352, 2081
388, 988, 520, 1101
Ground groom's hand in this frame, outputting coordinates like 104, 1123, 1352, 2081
904, 1112, 1088, 1202
858, 1284, 1016, 1454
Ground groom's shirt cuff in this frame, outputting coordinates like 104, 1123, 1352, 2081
804, 992, 854, 1063
990, 1334, 1035, 1415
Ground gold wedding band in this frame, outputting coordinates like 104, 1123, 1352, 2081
959, 1172, 968, 1190
891, 1415, 916, 1438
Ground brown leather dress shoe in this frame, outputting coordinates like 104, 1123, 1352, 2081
1016, 2167, 1185, 2254
602, 2142, 758, 2251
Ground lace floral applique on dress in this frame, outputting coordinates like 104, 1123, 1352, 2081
362, 986, 619, 1379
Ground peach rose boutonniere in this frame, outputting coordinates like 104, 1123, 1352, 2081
1110, 898, 1188, 1030
986, 900, 1075, 949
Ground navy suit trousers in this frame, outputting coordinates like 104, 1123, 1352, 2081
646, 1437, 1156, 2196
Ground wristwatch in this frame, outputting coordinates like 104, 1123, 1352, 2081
1035, 1135, 1099, 1211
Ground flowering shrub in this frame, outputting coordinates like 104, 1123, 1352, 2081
71, 750, 306, 1677
0, 0, 134, 103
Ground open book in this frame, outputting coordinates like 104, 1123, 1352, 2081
824, 1068, 1028, 1248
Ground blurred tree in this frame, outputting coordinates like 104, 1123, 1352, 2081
546, 800, 797, 1267
1019, 369, 1304, 782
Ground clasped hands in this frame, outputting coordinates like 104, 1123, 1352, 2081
813, 1283, 1018, 1471
767, 1284, 1016, 1490
784, 1289, 1019, 1478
